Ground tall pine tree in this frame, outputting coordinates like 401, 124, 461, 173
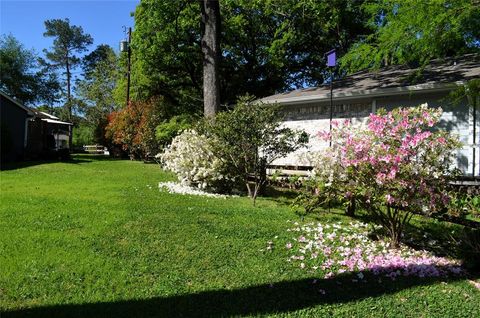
42, 18, 93, 121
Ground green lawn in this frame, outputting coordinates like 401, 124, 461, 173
0, 155, 478, 317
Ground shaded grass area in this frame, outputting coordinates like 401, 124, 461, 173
5, 272, 478, 318
344, 206, 478, 266
1, 155, 479, 317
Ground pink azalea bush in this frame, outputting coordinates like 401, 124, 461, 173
313, 104, 460, 247
283, 221, 463, 281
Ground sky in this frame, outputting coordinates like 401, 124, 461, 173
0, 0, 139, 57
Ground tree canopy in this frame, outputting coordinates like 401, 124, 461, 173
130, 0, 371, 111
0, 34, 59, 105
75, 44, 119, 144
4, 0, 477, 154
76, 45, 118, 118
340, 0, 480, 73
42, 18, 93, 120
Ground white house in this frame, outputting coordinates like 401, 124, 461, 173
260, 54, 480, 178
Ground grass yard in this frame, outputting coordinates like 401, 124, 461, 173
0, 155, 479, 317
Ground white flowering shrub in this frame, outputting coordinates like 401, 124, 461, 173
291, 148, 354, 217
307, 148, 348, 187
159, 130, 226, 189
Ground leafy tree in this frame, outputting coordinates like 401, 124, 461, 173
105, 97, 170, 158
42, 18, 93, 121
155, 114, 194, 147
131, 0, 371, 110
82, 44, 115, 77
76, 44, 118, 145
0, 34, 60, 105
72, 121, 95, 147
340, 0, 480, 72
112, 47, 134, 111
132, 0, 202, 112
220, 0, 371, 91
202, 97, 308, 205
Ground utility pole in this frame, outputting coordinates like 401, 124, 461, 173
473, 97, 477, 177
120, 26, 132, 107
329, 76, 334, 147
326, 49, 336, 147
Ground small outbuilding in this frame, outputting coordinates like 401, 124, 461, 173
260, 54, 480, 178
0, 91, 34, 163
0, 91, 73, 166
26, 109, 72, 160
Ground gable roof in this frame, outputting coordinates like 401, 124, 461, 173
38, 111, 60, 120
260, 54, 480, 105
0, 90, 35, 116
29, 108, 73, 126
0, 91, 73, 125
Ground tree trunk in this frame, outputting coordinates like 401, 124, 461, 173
246, 181, 252, 197
66, 57, 73, 150
200, 0, 221, 118
345, 197, 356, 217
389, 231, 401, 249
259, 158, 267, 195
66, 57, 71, 120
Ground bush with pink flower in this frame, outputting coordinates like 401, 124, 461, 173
306, 104, 461, 247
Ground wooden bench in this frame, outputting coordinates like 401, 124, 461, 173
83, 145, 109, 155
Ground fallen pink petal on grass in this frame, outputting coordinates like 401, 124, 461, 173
281, 221, 463, 280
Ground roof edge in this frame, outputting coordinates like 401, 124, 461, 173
41, 118, 74, 126
0, 90, 35, 116
261, 82, 461, 105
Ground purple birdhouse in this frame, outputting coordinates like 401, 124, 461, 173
326, 49, 336, 67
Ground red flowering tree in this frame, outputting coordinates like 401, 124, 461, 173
313, 104, 460, 247
105, 97, 167, 158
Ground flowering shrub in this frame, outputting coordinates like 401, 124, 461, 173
200, 97, 308, 205
105, 97, 168, 159
159, 130, 228, 190
105, 107, 137, 155
307, 105, 461, 247
295, 148, 357, 216
283, 221, 463, 281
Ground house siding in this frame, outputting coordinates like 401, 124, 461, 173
273, 91, 478, 177
377, 92, 478, 176
0, 95, 29, 163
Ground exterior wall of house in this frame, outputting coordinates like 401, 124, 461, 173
26, 118, 47, 158
274, 97, 372, 166
377, 92, 478, 177
26, 119, 71, 159
0, 95, 29, 163
273, 91, 478, 177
